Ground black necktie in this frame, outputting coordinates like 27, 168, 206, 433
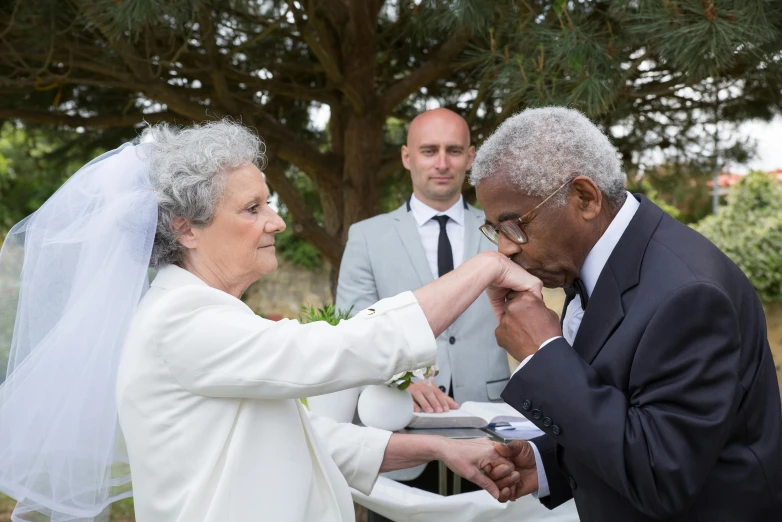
561, 278, 589, 329
432, 215, 453, 277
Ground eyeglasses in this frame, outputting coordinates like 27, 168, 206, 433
479, 177, 576, 246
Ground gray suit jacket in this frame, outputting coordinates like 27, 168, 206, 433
336, 201, 510, 404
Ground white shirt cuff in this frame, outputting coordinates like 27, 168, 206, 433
528, 441, 550, 499
511, 336, 563, 376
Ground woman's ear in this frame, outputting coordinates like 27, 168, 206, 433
171, 217, 197, 249
571, 176, 603, 221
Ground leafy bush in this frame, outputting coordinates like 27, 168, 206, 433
693, 171, 782, 301
274, 227, 322, 270
299, 303, 353, 326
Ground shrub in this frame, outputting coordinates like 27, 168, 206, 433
693, 171, 782, 301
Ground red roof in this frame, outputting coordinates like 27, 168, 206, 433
706, 169, 782, 188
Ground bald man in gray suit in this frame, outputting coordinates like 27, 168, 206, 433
337, 108, 510, 412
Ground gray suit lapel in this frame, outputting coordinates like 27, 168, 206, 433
463, 204, 486, 259
391, 204, 434, 287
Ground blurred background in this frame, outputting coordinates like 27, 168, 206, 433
1, 1, 782, 519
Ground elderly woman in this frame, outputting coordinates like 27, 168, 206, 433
0, 120, 539, 522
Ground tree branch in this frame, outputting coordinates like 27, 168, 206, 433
0, 108, 179, 128
263, 161, 343, 267
72, 0, 211, 122
382, 27, 471, 114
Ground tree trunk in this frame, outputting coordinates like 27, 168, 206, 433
341, 110, 383, 243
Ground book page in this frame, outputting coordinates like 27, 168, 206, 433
406, 408, 486, 429
460, 401, 526, 423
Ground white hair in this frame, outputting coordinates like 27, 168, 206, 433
470, 107, 626, 206
138, 119, 266, 268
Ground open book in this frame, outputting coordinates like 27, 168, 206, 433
406, 401, 531, 429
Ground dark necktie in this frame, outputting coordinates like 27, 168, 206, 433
561, 278, 589, 329
432, 215, 454, 277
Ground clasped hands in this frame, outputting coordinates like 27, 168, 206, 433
488, 255, 562, 363
441, 438, 539, 502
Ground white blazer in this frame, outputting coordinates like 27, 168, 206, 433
116, 265, 436, 522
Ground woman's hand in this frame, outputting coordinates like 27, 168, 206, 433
486, 253, 544, 324
437, 438, 521, 501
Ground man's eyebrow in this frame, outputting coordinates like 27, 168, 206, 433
497, 211, 521, 222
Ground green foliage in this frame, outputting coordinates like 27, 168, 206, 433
628, 176, 682, 220
694, 172, 782, 301
299, 303, 353, 327
275, 227, 322, 270
627, 163, 714, 224
0, 124, 107, 237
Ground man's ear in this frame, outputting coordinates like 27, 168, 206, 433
466, 145, 476, 170
401, 145, 411, 170
571, 176, 602, 221
171, 217, 197, 249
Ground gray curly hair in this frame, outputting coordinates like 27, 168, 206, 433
138, 119, 266, 268
470, 107, 626, 207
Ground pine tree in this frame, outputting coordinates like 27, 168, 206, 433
0, 0, 780, 270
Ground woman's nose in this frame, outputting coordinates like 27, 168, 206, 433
268, 211, 286, 233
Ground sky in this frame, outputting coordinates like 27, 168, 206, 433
733, 116, 782, 173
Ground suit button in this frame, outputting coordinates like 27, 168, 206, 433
531, 409, 542, 420
568, 477, 577, 490
521, 400, 531, 411
449, 336, 456, 345
439, 385, 446, 392
551, 424, 561, 435
542, 417, 552, 428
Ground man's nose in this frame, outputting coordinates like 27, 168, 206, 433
497, 233, 521, 257
436, 151, 448, 170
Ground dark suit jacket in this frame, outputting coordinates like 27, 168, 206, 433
502, 195, 782, 521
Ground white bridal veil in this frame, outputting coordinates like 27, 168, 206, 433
0, 143, 157, 521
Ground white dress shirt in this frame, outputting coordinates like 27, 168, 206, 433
116, 265, 436, 522
518, 192, 640, 498
409, 194, 465, 278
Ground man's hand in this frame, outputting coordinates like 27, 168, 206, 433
486, 440, 539, 501
495, 291, 561, 362
438, 438, 521, 501
407, 381, 459, 413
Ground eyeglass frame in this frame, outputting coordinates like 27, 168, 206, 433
479, 176, 577, 246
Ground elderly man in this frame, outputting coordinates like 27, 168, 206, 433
476, 107, 782, 521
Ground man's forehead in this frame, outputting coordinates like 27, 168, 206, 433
407, 111, 470, 145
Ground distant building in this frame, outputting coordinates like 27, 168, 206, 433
707, 169, 782, 196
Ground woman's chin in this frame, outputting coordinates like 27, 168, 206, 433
256, 250, 278, 275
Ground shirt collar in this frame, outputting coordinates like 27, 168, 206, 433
409, 193, 465, 227
579, 192, 640, 297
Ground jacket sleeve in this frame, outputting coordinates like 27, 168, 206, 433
503, 282, 742, 519
529, 435, 574, 509
335, 224, 380, 317
156, 289, 436, 399
307, 410, 392, 495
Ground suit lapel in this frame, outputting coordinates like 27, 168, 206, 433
391, 204, 434, 287
571, 195, 665, 364
572, 267, 624, 363
463, 205, 485, 259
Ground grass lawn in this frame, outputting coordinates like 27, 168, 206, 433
0, 494, 136, 522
